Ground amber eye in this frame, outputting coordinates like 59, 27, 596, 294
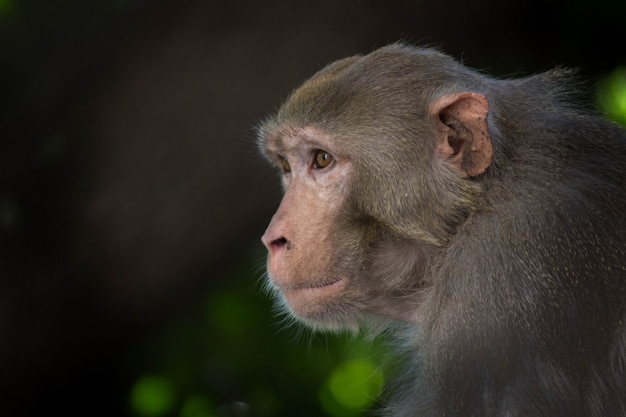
313, 149, 333, 169
280, 156, 291, 173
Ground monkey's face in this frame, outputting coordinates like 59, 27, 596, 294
260, 127, 364, 330
260, 127, 431, 330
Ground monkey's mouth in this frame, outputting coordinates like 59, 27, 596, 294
276, 278, 343, 293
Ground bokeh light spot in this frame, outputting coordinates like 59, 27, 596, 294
130, 375, 177, 417
597, 67, 626, 126
319, 358, 384, 416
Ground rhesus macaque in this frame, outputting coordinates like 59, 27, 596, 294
258, 44, 626, 417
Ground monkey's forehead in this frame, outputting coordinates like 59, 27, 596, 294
259, 125, 337, 155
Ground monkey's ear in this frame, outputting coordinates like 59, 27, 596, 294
430, 92, 493, 177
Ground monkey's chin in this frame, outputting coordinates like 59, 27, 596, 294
277, 278, 352, 329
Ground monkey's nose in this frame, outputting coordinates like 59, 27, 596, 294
271, 236, 288, 248
261, 233, 292, 254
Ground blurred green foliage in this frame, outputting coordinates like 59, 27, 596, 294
320, 358, 384, 416
128, 260, 391, 417
131, 376, 178, 417
597, 67, 626, 126
0, 0, 15, 17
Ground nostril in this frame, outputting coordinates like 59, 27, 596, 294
271, 236, 291, 251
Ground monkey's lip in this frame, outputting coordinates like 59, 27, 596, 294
276, 278, 343, 293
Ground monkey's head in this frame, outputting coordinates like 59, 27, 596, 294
258, 44, 493, 331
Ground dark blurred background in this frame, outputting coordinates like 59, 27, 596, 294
1, 0, 625, 416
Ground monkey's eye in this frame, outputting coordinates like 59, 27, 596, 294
279, 156, 291, 173
313, 149, 334, 169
